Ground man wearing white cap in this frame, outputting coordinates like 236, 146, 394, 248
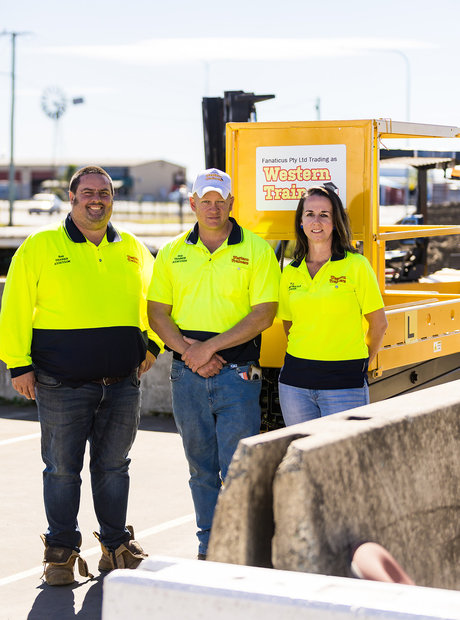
148, 168, 280, 559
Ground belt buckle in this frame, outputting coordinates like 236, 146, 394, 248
102, 377, 110, 386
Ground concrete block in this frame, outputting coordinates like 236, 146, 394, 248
208, 424, 311, 567
272, 380, 460, 590
0, 360, 22, 401
0, 349, 173, 414
102, 555, 460, 620
140, 351, 172, 414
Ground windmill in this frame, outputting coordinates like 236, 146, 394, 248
41, 86, 84, 174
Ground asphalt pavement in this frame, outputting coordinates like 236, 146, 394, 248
0, 401, 197, 619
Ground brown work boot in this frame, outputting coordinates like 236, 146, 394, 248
41, 534, 93, 586
94, 525, 147, 572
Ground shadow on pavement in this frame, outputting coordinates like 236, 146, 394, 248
28, 575, 104, 620
139, 413, 177, 433
0, 401, 38, 422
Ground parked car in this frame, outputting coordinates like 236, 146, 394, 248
28, 193, 63, 215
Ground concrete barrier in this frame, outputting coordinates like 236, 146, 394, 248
207, 424, 311, 567
139, 351, 173, 414
0, 353, 173, 414
102, 556, 460, 620
209, 381, 460, 590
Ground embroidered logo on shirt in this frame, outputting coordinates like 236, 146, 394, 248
288, 283, 301, 291
127, 255, 139, 264
172, 253, 188, 263
54, 254, 70, 265
232, 255, 249, 265
330, 275, 346, 284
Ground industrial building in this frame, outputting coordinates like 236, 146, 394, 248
0, 159, 186, 201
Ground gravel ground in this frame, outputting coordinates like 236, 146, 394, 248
427, 234, 460, 272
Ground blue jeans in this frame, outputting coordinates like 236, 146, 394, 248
35, 369, 141, 551
279, 381, 369, 426
171, 359, 261, 555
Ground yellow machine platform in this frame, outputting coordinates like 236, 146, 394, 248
225, 119, 460, 416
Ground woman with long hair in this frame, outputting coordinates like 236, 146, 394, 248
278, 185, 388, 425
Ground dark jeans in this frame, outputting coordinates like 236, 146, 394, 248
35, 369, 141, 551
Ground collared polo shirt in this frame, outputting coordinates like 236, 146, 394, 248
0, 214, 162, 385
278, 251, 384, 389
148, 217, 280, 363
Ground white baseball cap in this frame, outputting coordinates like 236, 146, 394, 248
192, 168, 232, 199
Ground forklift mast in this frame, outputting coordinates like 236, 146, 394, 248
202, 91, 274, 170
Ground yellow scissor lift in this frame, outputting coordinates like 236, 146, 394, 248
225, 119, 460, 428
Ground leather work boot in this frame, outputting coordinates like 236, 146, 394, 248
41, 534, 93, 586
94, 525, 148, 572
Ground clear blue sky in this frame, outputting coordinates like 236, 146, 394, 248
1, 0, 459, 181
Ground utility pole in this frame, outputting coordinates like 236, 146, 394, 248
1, 30, 30, 226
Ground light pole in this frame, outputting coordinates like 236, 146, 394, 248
389, 50, 412, 207
7, 32, 17, 227
363, 47, 411, 122
365, 47, 412, 205
1, 30, 30, 226
390, 49, 411, 122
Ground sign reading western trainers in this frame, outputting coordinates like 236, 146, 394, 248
256, 144, 346, 212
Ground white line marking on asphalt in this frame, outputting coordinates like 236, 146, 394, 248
136, 514, 195, 540
0, 513, 195, 587
0, 432, 41, 446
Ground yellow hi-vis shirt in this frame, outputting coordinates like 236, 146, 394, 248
148, 218, 280, 361
279, 251, 384, 361
0, 215, 163, 384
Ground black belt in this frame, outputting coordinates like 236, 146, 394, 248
91, 376, 127, 386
